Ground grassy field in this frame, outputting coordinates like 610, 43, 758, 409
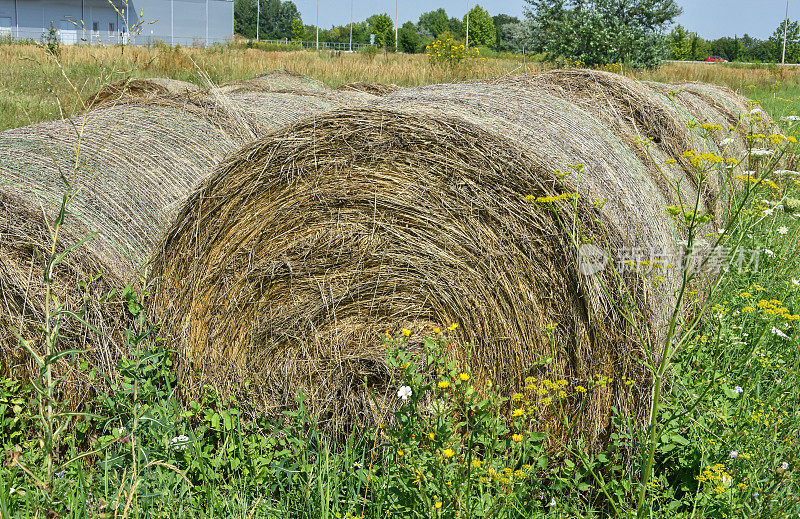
1, 43, 799, 517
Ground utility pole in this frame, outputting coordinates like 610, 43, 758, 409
256, 0, 260, 41
171, 0, 174, 45
395, 0, 398, 52
349, 0, 353, 52
316, 0, 319, 50
465, 0, 470, 48
783, 0, 790, 64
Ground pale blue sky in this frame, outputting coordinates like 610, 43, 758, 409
290, 0, 791, 40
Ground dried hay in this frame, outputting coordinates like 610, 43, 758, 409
149, 78, 762, 444
87, 77, 201, 108
1, 87, 375, 398
213, 69, 328, 95
336, 82, 403, 96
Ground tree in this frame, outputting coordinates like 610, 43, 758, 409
367, 13, 395, 49
463, 5, 495, 48
769, 19, 800, 63
234, 0, 256, 38
667, 24, 693, 60
524, 0, 682, 68
448, 16, 464, 38
398, 21, 421, 53
493, 14, 520, 52
418, 9, 449, 38
290, 17, 304, 41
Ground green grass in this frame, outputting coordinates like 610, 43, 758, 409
1, 51, 799, 517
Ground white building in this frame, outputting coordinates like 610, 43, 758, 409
0, 0, 234, 46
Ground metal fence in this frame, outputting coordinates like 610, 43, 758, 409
249, 38, 376, 51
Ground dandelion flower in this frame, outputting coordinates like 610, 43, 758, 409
397, 385, 412, 400
459, 372, 469, 381
443, 448, 455, 458
512, 408, 525, 417
401, 328, 411, 337
433, 327, 441, 334
472, 459, 482, 468
438, 380, 450, 389
778, 226, 789, 235
435, 501, 442, 509
512, 434, 523, 442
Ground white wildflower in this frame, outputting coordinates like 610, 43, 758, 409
730, 450, 739, 459
750, 108, 761, 116
763, 249, 775, 257
397, 385, 412, 400
774, 169, 800, 176
169, 435, 190, 451
778, 226, 789, 235
771, 327, 789, 339
780, 115, 800, 121
734, 386, 744, 394
792, 278, 800, 287
749, 148, 774, 157
763, 208, 774, 216
548, 497, 557, 507
781, 461, 790, 471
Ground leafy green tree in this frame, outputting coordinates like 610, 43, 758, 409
708, 36, 742, 61
290, 17, 304, 41
770, 19, 800, 63
448, 16, 464, 38
524, 0, 682, 67
463, 5, 495, 48
398, 21, 421, 53
492, 14, 520, 52
418, 9, 449, 38
367, 13, 395, 49
234, 0, 256, 38
668, 24, 693, 60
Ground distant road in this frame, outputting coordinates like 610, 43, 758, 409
664, 60, 800, 67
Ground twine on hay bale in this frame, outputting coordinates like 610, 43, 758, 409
150, 76, 768, 444
336, 82, 403, 96
0, 86, 378, 400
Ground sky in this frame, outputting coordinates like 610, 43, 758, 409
289, 0, 792, 40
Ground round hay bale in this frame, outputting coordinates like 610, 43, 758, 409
336, 82, 403, 96
87, 77, 201, 108
213, 69, 328, 95
152, 80, 741, 444
1, 87, 375, 398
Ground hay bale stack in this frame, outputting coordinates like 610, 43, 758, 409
336, 82, 403, 96
88, 77, 201, 108
1, 87, 377, 395
213, 69, 328, 95
151, 78, 761, 443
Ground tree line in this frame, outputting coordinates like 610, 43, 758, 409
233, 0, 800, 67
233, 0, 525, 53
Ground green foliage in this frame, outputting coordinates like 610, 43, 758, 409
426, 33, 480, 66
41, 22, 60, 58
770, 20, 800, 63
418, 8, 450, 38
398, 21, 421, 53
234, 0, 300, 40
290, 17, 303, 41
525, 0, 681, 67
367, 13, 394, 50
463, 5, 495, 48
493, 14, 525, 53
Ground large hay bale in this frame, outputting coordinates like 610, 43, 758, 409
0, 87, 377, 396
151, 77, 767, 444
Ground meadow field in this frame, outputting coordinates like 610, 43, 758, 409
0, 42, 799, 518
